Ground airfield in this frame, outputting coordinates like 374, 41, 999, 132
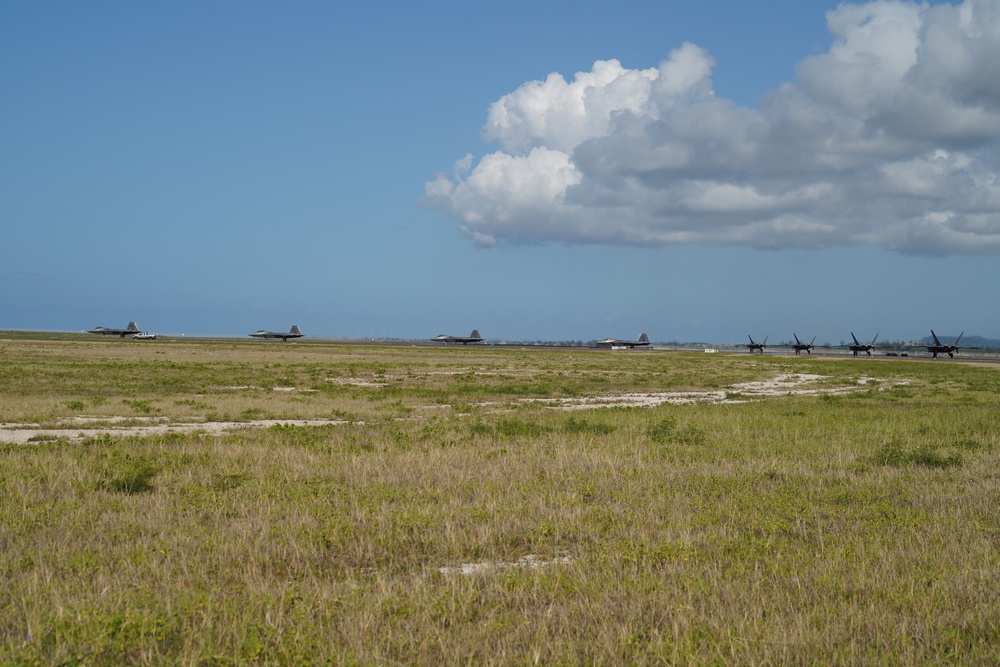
2, 332, 999, 664
28, 325, 1000, 360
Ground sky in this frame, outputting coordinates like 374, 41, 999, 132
3, 0, 999, 345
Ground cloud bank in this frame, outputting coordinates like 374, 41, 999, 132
423, 0, 1000, 255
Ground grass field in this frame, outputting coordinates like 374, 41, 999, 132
1, 335, 998, 665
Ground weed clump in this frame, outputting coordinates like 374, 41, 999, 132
563, 417, 615, 435
647, 416, 678, 442
98, 459, 160, 494
211, 472, 248, 491
868, 441, 962, 469
953, 438, 991, 452
647, 416, 705, 446
471, 418, 552, 438
122, 398, 157, 414
268, 423, 335, 451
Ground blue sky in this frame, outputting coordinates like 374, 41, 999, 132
3, 1, 998, 344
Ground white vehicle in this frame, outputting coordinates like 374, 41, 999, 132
132, 332, 157, 340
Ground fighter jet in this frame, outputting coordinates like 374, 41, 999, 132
746, 335, 768, 354
924, 330, 964, 358
430, 330, 483, 345
848, 332, 878, 356
596, 333, 650, 349
249, 325, 303, 342
791, 334, 817, 355
87, 322, 140, 338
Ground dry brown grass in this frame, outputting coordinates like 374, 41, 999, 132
1, 335, 998, 664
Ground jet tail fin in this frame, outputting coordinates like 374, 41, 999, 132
470, 330, 481, 339
127, 322, 139, 331
637, 333, 649, 343
955, 331, 964, 345
931, 330, 942, 346
290, 325, 302, 335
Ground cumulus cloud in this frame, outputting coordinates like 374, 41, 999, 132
422, 0, 1000, 255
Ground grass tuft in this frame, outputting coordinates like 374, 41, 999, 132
471, 417, 552, 438
99, 460, 160, 494
563, 416, 616, 435
647, 415, 705, 446
868, 441, 963, 468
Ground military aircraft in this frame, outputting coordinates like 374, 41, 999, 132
848, 332, 878, 356
249, 325, 303, 342
924, 330, 964, 358
430, 329, 483, 345
596, 333, 650, 349
746, 335, 768, 354
87, 322, 140, 338
791, 334, 817, 355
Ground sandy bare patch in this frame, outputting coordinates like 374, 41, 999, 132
2, 374, 910, 444
0, 418, 357, 445
326, 377, 387, 388
525, 374, 909, 410
424, 370, 532, 377
221, 385, 315, 392
438, 554, 573, 576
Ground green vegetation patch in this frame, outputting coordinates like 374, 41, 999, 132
865, 441, 963, 469
470, 417, 553, 438
646, 415, 706, 446
95, 454, 160, 494
563, 416, 616, 435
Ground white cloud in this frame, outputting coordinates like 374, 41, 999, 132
423, 0, 1000, 255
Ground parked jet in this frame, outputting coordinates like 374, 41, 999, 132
791, 334, 817, 355
924, 330, 964, 358
746, 335, 768, 354
87, 322, 140, 338
249, 325, 303, 342
596, 333, 650, 349
430, 330, 483, 345
848, 332, 878, 356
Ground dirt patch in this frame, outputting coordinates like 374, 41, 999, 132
438, 554, 573, 576
525, 374, 908, 410
221, 386, 315, 392
2, 374, 909, 444
0, 417, 356, 445
326, 378, 387, 388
